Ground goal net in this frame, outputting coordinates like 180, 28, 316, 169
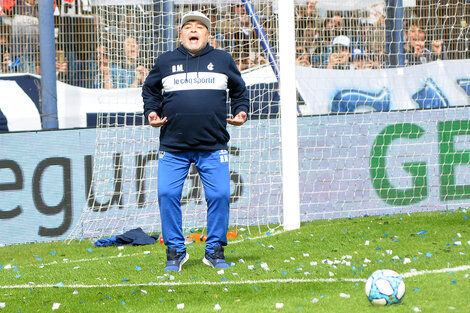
69, 0, 470, 241
69, 0, 283, 240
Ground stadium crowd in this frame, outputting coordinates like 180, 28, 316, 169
0, 0, 469, 87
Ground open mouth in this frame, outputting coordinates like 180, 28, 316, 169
189, 36, 199, 43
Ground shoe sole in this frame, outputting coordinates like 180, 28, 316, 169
178, 253, 189, 271
202, 257, 215, 268
203, 257, 229, 268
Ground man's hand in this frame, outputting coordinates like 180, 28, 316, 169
148, 111, 167, 127
431, 40, 443, 55
227, 111, 247, 126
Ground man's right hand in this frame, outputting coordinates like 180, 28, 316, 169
148, 111, 167, 127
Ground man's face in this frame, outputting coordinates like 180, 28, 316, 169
406, 25, 420, 43
234, 5, 249, 24
124, 37, 139, 60
327, 15, 343, 37
96, 46, 108, 65
180, 20, 210, 55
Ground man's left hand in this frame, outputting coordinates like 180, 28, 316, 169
227, 111, 247, 126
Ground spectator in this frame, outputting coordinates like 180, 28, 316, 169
295, 45, 311, 67
368, 43, 387, 69
351, 47, 369, 70
404, 20, 420, 53
209, 34, 222, 49
430, 39, 447, 61
229, 4, 252, 70
248, 53, 267, 68
55, 49, 68, 82
295, 0, 320, 39
323, 12, 345, 45
228, 3, 263, 71
10, 0, 39, 74
110, 36, 148, 88
311, 12, 345, 68
299, 25, 320, 56
206, 5, 229, 50
0, 23, 13, 73
327, 35, 353, 70
405, 28, 431, 65
91, 45, 113, 89
352, 18, 375, 52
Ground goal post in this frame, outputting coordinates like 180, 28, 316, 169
278, 0, 300, 230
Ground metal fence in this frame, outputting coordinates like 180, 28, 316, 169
0, 0, 469, 87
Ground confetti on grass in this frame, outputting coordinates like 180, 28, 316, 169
52, 303, 61, 310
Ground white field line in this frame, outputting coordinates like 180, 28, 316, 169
1, 265, 469, 289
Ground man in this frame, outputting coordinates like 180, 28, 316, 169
327, 35, 353, 70
10, 0, 39, 74
112, 37, 149, 88
142, 11, 249, 272
91, 45, 113, 89
405, 28, 431, 66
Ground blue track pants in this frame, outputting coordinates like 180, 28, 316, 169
158, 150, 230, 254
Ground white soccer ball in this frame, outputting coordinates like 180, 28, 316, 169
365, 269, 405, 306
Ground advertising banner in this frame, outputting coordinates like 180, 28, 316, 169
2, 106, 469, 244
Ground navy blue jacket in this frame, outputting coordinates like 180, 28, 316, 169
142, 44, 249, 152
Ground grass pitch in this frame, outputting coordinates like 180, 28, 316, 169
1, 209, 469, 312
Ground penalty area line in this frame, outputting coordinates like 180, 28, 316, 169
1, 265, 469, 289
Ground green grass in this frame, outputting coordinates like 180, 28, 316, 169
1, 209, 469, 312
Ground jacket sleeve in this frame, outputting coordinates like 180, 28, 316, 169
226, 56, 250, 117
142, 61, 164, 121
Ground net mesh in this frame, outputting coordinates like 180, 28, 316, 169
68, 0, 283, 239
2, 1, 469, 241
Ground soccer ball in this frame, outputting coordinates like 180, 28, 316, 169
365, 269, 405, 306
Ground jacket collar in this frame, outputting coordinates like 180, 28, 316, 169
177, 44, 214, 57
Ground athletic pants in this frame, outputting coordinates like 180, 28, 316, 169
158, 150, 230, 254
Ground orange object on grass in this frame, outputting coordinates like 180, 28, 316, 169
189, 233, 206, 242
227, 229, 238, 239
